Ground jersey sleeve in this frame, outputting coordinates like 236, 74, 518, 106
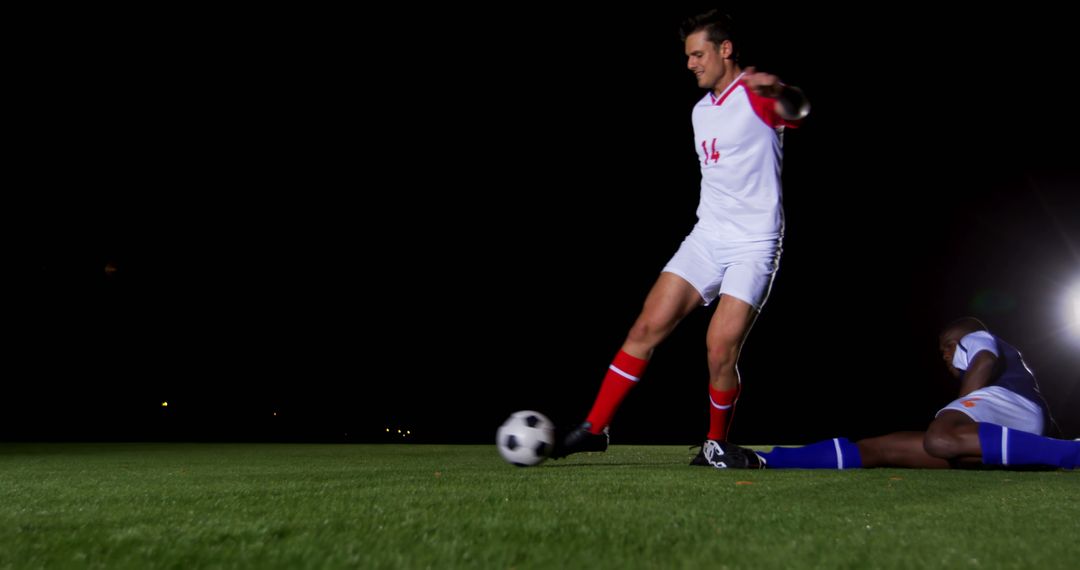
742, 83, 803, 129
952, 331, 999, 371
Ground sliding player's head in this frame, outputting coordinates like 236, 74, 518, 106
680, 10, 738, 91
938, 317, 989, 377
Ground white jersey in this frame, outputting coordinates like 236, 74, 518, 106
692, 73, 801, 242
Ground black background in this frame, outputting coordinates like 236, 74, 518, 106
7, 5, 1079, 444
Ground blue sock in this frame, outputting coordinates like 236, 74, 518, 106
757, 438, 862, 469
978, 423, 1079, 469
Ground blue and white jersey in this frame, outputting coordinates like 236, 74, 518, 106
952, 331, 1051, 422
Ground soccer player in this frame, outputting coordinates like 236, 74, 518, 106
705, 317, 1079, 470
552, 10, 810, 460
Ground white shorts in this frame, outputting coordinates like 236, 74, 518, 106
661, 230, 780, 310
936, 386, 1045, 435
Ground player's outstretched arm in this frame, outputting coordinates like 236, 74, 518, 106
742, 66, 810, 121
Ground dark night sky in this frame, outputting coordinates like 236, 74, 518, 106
8, 6, 1079, 444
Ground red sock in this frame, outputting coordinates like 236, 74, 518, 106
584, 350, 648, 434
707, 384, 740, 441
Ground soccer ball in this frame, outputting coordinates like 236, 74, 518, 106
496, 410, 555, 467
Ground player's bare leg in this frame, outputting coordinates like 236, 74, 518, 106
736, 431, 950, 470
747, 432, 947, 470
924, 410, 1079, 469
553, 273, 702, 458
923, 410, 983, 467
695, 294, 759, 468
621, 272, 705, 359
753, 415, 1078, 470
705, 294, 758, 392
856, 431, 950, 469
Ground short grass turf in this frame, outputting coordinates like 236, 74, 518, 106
1, 443, 1077, 569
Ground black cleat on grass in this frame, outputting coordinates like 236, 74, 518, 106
689, 445, 710, 466
550, 422, 609, 459
700, 440, 765, 469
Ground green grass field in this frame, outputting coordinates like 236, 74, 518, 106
1, 444, 1077, 569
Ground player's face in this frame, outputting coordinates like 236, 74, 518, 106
938, 331, 962, 378
685, 31, 730, 91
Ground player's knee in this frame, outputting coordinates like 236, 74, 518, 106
923, 430, 962, 459
627, 318, 669, 346
706, 342, 739, 373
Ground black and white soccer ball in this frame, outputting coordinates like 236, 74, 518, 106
496, 410, 555, 467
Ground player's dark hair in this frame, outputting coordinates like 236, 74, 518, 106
942, 316, 989, 336
679, 9, 738, 61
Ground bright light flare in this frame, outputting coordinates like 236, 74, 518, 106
1068, 282, 1080, 335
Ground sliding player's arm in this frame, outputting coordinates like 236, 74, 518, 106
958, 350, 997, 397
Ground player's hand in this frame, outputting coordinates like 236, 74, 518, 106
742, 66, 784, 98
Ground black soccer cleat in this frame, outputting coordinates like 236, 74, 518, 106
689, 445, 710, 466
550, 422, 609, 459
699, 439, 765, 469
